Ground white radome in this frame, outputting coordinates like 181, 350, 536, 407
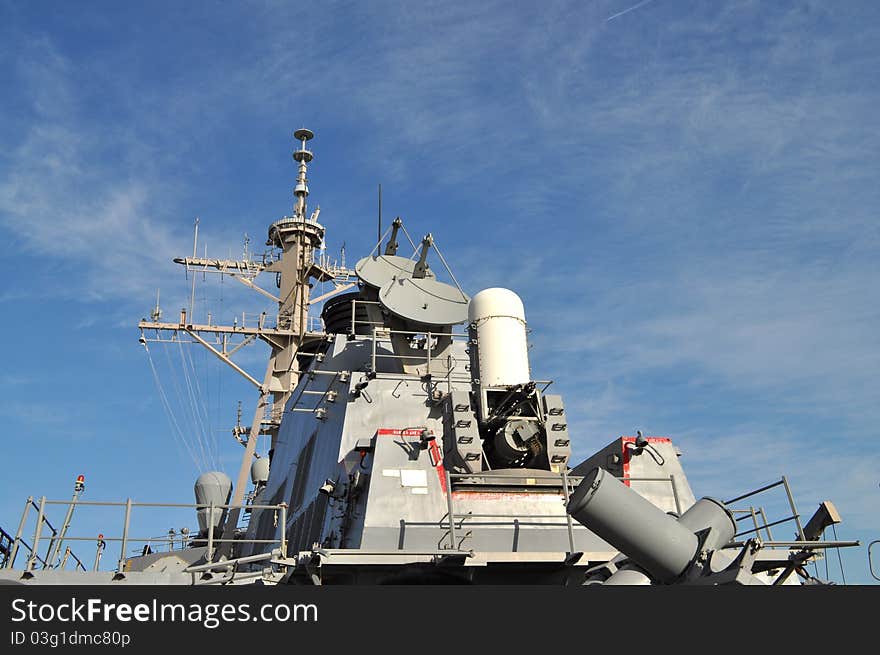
468, 287, 531, 387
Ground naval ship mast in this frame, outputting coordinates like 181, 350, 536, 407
138, 129, 354, 545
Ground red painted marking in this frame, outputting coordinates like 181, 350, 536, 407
621, 436, 670, 487
428, 438, 442, 468
376, 428, 425, 437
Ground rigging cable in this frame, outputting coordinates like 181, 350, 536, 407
216, 270, 225, 465
185, 340, 218, 470
398, 222, 421, 259
199, 260, 218, 470
177, 337, 212, 471
831, 523, 847, 584
143, 341, 202, 472
163, 338, 207, 471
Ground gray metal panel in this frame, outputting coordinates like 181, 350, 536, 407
542, 394, 571, 469
570, 437, 696, 515
443, 390, 482, 472
359, 434, 614, 556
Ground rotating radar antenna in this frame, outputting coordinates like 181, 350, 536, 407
356, 227, 469, 327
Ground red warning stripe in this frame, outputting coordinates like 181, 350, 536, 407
621, 436, 671, 487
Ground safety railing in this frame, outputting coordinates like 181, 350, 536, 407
0, 526, 13, 568
720, 476, 858, 582
348, 299, 471, 378
443, 469, 580, 553
348, 299, 384, 335
58, 545, 87, 571
2, 496, 86, 572
621, 475, 684, 516
3, 496, 290, 574
368, 327, 470, 378
349, 299, 470, 375
724, 476, 805, 546
438, 470, 684, 552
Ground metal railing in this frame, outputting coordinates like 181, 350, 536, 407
724, 476, 805, 544
0, 526, 13, 568
621, 475, 684, 516
348, 299, 384, 335
58, 546, 87, 571
3, 496, 289, 574
436, 470, 578, 551
348, 299, 471, 375
368, 327, 470, 377
3, 496, 85, 572
437, 470, 683, 553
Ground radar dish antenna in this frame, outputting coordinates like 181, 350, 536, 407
378, 275, 470, 327
355, 254, 436, 289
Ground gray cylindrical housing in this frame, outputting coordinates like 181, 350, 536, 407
567, 467, 699, 583
194, 471, 232, 535
677, 497, 736, 552
603, 565, 653, 586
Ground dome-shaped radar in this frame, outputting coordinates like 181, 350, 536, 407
194, 471, 232, 536
468, 288, 530, 387
250, 458, 270, 485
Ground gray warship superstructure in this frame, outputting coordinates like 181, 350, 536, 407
0, 130, 860, 585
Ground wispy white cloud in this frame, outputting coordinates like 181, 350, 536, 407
606, 0, 657, 23
0, 39, 180, 301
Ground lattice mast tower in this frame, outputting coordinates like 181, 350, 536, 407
138, 129, 352, 527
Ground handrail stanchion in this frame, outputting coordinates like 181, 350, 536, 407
426, 331, 432, 377
280, 503, 288, 557
207, 502, 215, 562
669, 474, 681, 516
562, 468, 576, 553
781, 476, 805, 540
27, 496, 46, 571
61, 546, 71, 570
445, 469, 457, 549
7, 496, 32, 569
749, 507, 763, 541
118, 498, 132, 572
44, 529, 58, 570
758, 507, 774, 540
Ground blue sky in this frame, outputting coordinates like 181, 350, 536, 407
1, 0, 877, 583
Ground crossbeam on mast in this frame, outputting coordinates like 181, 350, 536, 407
184, 329, 262, 389
309, 281, 357, 306
173, 256, 268, 277
231, 275, 281, 303
172, 255, 354, 283
138, 319, 309, 339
